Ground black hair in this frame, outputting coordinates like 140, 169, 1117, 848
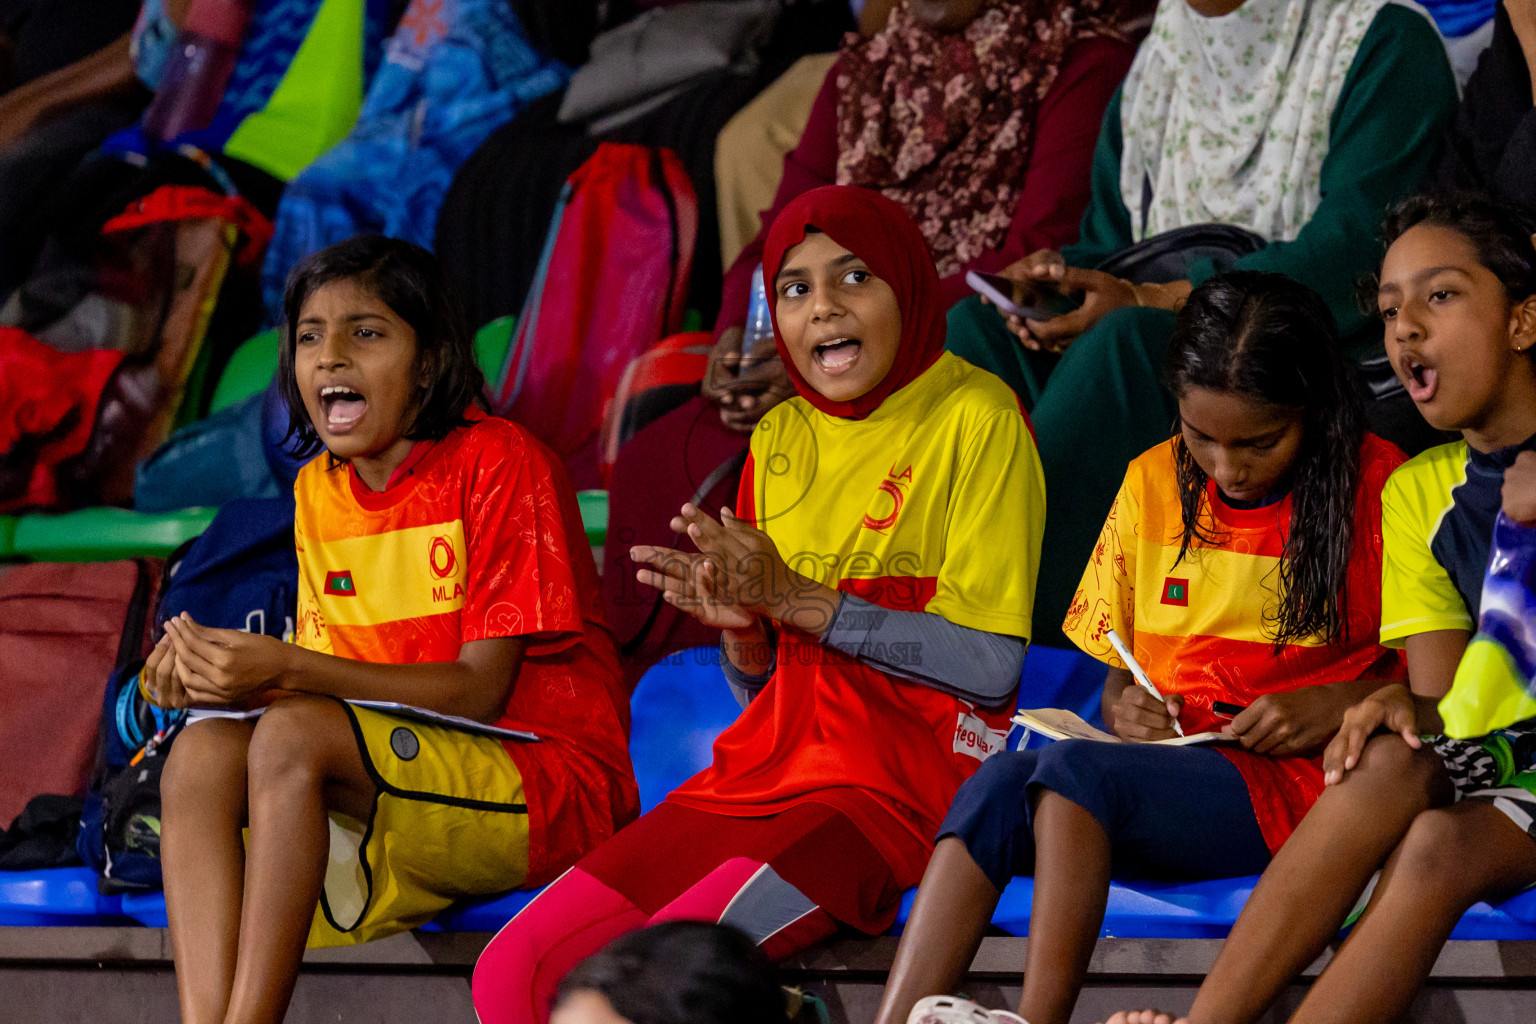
1166, 271, 1364, 647
1376, 190, 1536, 304
553, 922, 786, 1024
278, 234, 486, 459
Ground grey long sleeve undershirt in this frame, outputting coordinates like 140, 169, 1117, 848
720, 593, 1026, 708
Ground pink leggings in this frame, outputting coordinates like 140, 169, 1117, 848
471, 857, 836, 1024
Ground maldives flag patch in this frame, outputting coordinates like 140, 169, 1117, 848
324, 570, 357, 596
1161, 577, 1189, 607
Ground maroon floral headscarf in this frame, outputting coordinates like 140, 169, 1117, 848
836, 0, 1136, 276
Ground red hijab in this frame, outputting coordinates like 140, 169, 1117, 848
763, 186, 947, 420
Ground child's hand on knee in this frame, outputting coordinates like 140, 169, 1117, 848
1502, 451, 1536, 525
1322, 683, 1420, 785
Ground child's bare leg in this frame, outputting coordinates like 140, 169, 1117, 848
1183, 736, 1450, 1024
1290, 800, 1536, 1024
1016, 790, 1112, 1024
873, 837, 1003, 1024
222, 697, 377, 1024
161, 718, 258, 1024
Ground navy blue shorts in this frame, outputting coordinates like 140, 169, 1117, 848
939, 739, 1273, 891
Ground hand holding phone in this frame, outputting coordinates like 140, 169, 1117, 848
966, 270, 1081, 321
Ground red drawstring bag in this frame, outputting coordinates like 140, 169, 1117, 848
490, 142, 697, 489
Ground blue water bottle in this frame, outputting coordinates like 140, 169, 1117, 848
743, 264, 773, 357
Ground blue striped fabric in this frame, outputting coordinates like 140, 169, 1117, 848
1418, 0, 1497, 37
260, 0, 568, 318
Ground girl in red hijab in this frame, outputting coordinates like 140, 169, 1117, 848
472, 188, 1046, 1024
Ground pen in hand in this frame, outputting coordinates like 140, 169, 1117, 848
1106, 628, 1185, 737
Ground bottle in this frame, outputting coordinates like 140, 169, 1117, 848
142, 0, 256, 144
742, 263, 773, 359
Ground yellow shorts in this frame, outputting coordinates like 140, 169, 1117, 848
306, 703, 531, 949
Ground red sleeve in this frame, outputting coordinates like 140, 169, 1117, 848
715, 58, 842, 340
937, 35, 1137, 310
734, 450, 757, 527
460, 428, 585, 655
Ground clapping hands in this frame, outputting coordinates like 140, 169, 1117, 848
631, 504, 839, 636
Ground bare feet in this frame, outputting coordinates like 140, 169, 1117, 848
1099, 1011, 1187, 1024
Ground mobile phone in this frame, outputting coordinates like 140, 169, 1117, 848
965, 270, 1081, 321
1213, 700, 1248, 720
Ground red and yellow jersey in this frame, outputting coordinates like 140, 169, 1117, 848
1064, 435, 1406, 852
293, 409, 638, 882
669, 353, 1046, 878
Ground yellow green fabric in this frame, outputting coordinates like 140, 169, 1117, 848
1435, 512, 1536, 738
1441, 637, 1536, 739
223, 0, 367, 182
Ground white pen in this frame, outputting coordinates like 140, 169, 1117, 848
1105, 628, 1184, 737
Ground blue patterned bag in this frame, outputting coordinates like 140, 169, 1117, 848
260, 0, 568, 318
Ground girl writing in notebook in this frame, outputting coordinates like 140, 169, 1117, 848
145, 236, 638, 1024
880, 272, 1406, 1024
1103, 192, 1536, 1024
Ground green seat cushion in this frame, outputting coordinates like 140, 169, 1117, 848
210, 329, 282, 413
14, 507, 216, 562
577, 490, 607, 549
0, 516, 16, 559
474, 316, 515, 382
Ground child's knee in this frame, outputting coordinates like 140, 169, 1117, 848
956, 749, 1041, 820
473, 869, 646, 1024
1396, 810, 1486, 897
1031, 739, 1116, 802
246, 695, 346, 786
1349, 736, 1447, 804
161, 719, 249, 810
473, 918, 545, 1024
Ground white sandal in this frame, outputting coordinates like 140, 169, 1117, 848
906, 994, 1030, 1024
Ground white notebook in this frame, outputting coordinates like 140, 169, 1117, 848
186, 700, 540, 743
1012, 707, 1229, 746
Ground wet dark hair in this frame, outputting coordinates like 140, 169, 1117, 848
1166, 271, 1364, 647
1376, 190, 1536, 305
553, 922, 785, 1024
278, 234, 486, 459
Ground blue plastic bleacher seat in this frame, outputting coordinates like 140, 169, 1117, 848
893, 872, 1536, 942
627, 646, 745, 814
0, 867, 127, 926
120, 890, 168, 928
429, 646, 744, 932
1016, 644, 1106, 725
11, 642, 1536, 945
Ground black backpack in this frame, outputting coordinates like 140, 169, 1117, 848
76, 497, 298, 892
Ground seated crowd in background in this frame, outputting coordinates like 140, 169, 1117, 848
4, 2, 1536, 1024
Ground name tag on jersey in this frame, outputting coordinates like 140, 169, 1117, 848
953, 709, 1009, 762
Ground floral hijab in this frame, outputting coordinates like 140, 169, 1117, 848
1119, 0, 1395, 242
836, 0, 1138, 275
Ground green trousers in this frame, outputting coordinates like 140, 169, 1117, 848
945, 296, 1179, 650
